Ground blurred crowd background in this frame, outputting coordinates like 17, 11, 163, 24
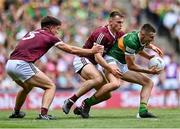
0, 0, 179, 105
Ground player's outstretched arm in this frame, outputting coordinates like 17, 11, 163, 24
55, 41, 103, 56
146, 43, 163, 57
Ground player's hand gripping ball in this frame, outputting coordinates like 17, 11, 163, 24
148, 56, 165, 70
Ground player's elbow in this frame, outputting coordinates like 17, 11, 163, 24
127, 64, 135, 71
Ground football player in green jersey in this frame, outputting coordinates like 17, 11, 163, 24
76, 23, 163, 118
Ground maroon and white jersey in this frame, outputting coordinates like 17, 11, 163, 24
83, 25, 124, 64
10, 29, 60, 62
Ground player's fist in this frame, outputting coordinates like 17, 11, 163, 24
148, 66, 162, 74
91, 43, 104, 54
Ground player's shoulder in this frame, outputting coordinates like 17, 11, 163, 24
125, 30, 138, 37
117, 31, 125, 37
124, 31, 138, 41
123, 31, 139, 47
38, 29, 60, 41
92, 26, 108, 35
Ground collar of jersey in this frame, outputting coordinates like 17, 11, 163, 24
107, 25, 116, 39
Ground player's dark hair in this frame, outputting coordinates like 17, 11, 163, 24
109, 11, 124, 18
141, 23, 156, 33
41, 16, 61, 28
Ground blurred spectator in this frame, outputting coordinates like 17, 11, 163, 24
159, 54, 180, 107
174, 18, 180, 52
145, 0, 180, 54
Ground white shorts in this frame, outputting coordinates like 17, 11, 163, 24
104, 55, 128, 74
163, 78, 179, 90
73, 56, 93, 73
5, 60, 39, 82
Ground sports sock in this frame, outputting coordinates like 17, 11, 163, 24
69, 94, 78, 103
41, 107, 48, 115
84, 95, 100, 106
139, 102, 148, 114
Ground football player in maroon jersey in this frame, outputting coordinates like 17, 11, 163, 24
62, 11, 124, 115
5, 16, 103, 120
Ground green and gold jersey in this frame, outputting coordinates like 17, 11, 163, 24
107, 31, 145, 64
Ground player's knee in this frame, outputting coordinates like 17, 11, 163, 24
143, 78, 154, 88
43, 82, 56, 90
94, 76, 104, 85
110, 81, 120, 91
49, 83, 56, 90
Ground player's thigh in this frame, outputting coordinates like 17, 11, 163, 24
93, 71, 108, 91
6, 60, 37, 90
80, 64, 102, 80
103, 64, 121, 88
122, 71, 151, 86
24, 70, 55, 90
81, 64, 106, 90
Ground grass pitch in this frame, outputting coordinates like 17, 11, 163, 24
0, 108, 180, 128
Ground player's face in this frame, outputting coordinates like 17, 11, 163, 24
109, 16, 124, 32
51, 25, 61, 35
141, 32, 155, 45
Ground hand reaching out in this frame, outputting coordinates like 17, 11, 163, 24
151, 45, 163, 57
108, 66, 122, 78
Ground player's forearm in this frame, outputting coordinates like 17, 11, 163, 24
95, 53, 111, 71
125, 55, 149, 73
70, 46, 93, 56
146, 43, 158, 50
146, 43, 153, 49
56, 42, 94, 56
128, 63, 152, 74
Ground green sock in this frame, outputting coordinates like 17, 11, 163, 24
84, 96, 100, 106
139, 102, 148, 114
